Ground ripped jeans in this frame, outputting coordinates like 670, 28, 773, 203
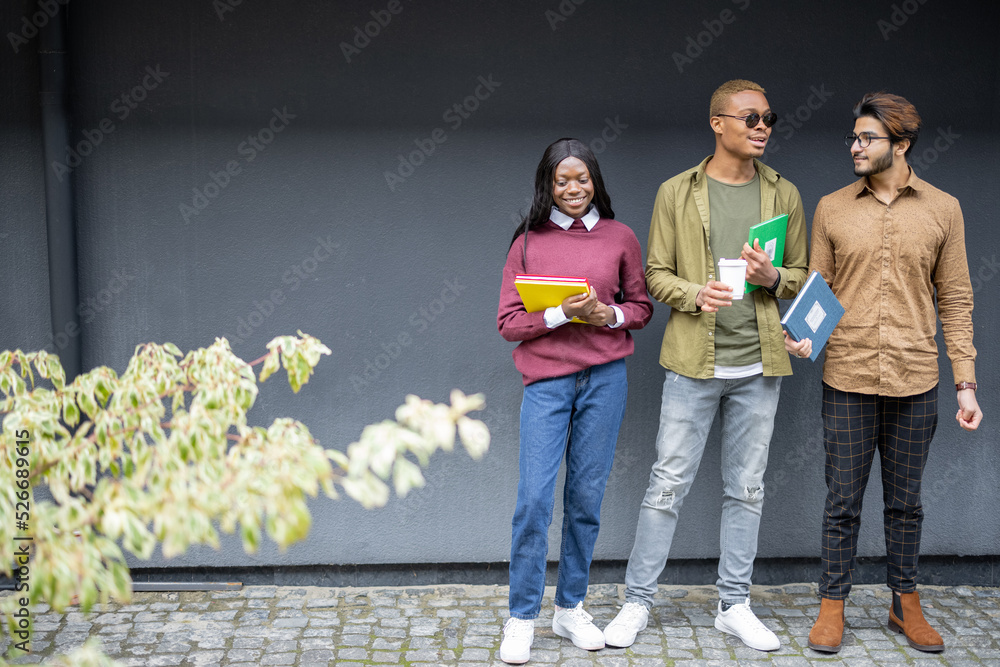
624, 370, 781, 607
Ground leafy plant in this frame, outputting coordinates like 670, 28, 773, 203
0, 332, 489, 665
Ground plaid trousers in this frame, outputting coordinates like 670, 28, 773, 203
819, 383, 938, 599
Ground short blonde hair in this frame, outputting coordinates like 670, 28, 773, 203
710, 79, 766, 117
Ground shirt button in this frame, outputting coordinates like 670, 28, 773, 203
708, 331, 714, 336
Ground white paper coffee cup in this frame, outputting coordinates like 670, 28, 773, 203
718, 258, 748, 300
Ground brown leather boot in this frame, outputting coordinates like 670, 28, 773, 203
888, 590, 944, 652
808, 598, 844, 652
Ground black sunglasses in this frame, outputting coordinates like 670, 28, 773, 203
717, 112, 778, 128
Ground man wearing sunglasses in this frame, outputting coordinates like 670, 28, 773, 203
604, 79, 808, 651
785, 92, 982, 654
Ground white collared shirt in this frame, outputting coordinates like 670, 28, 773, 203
547, 204, 601, 231
542, 206, 624, 329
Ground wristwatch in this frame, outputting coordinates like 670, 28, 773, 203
763, 272, 781, 293
956, 382, 977, 392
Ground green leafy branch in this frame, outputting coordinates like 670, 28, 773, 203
0, 332, 489, 665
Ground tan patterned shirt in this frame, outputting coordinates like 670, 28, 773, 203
811, 170, 976, 396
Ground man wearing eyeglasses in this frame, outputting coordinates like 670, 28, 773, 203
603, 79, 808, 651
785, 92, 982, 654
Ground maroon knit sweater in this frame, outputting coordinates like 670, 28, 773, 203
498, 218, 653, 385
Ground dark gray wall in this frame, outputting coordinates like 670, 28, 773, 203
1, 0, 50, 353
2, 0, 998, 573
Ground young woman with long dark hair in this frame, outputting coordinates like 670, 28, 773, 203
496, 138, 652, 664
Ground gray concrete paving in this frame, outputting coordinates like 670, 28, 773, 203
2, 583, 998, 665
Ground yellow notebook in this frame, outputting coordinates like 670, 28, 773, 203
514, 275, 591, 324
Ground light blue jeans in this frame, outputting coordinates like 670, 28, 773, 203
509, 359, 628, 619
624, 370, 781, 607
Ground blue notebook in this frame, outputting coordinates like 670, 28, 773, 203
780, 271, 845, 362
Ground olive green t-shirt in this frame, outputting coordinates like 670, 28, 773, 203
707, 173, 762, 368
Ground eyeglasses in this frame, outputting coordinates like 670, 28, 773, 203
716, 112, 778, 128
845, 132, 891, 148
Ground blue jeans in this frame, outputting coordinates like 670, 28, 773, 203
624, 370, 781, 607
509, 359, 628, 619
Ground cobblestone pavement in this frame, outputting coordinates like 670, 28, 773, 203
3, 583, 999, 665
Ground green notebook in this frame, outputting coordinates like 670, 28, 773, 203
745, 213, 788, 293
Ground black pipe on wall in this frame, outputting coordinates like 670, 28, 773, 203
38, 1, 81, 379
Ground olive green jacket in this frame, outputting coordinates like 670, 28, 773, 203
645, 156, 809, 378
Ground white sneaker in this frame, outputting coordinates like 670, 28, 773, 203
714, 598, 780, 651
500, 617, 534, 664
552, 602, 605, 650
603, 601, 649, 647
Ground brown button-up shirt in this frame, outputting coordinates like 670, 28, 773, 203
811, 170, 976, 396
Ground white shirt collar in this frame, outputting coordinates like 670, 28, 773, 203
549, 205, 600, 231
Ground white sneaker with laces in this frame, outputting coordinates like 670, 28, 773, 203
552, 602, 605, 650
714, 598, 780, 651
500, 617, 534, 664
603, 601, 649, 648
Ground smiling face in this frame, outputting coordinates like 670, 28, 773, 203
551, 156, 594, 218
713, 89, 772, 160
850, 116, 896, 177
